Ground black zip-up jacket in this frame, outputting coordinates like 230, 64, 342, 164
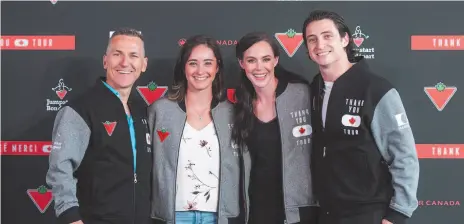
46, 77, 153, 224
309, 57, 419, 223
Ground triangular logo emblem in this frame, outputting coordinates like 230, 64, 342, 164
103, 121, 117, 136
157, 128, 170, 142
136, 82, 168, 105
27, 185, 53, 213
424, 82, 457, 111
50, 0, 58, 5
275, 29, 304, 57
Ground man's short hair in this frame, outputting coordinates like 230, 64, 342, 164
110, 27, 144, 41
106, 27, 145, 55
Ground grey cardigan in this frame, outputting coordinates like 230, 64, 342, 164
148, 98, 241, 224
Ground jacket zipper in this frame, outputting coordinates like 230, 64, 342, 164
133, 173, 136, 224
131, 115, 137, 224
241, 148, 249, 223
172, 117, 187, 223
275, 100, 287, 223
211, 113, 223, 221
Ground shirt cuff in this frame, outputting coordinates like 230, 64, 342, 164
58, 206, 81, 224
384, 207, 408, 224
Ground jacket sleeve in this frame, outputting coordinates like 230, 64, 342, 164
370, 88, 420, 223
46, 106, 90, 224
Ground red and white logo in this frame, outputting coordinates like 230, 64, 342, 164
27, 185, 53, 213
50, 0, 58, 5
275, 29, 304, 57
1, 141, 52, 156
292, 124, 312, 138
52, 78, 72, 100
136, 81, 168, 105
178, 38, 187, 46
103, 121, 117, 136
424, 82, 457, 111
14, 39, 29, 47
46, 79, 71, 112
352, 26, 375, 59
0, 35, 75, 50
341, 114, 361, 127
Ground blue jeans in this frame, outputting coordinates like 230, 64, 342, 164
175, 211, 217, 224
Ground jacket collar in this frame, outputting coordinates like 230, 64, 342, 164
95, 77, 144, 107
312, 56, 367, 87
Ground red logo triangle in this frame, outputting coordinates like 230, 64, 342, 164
136, 82, 168, 105
424, 83, 457, 111
275, 29, 304, 57
55, 90, 67, 100
157, 128, 170, 142
227, 88, 237, 103
103, 121, 117, 136
27, 185, 53, 213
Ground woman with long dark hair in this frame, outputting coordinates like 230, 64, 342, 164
148, 35, 242, 224
231, 32, 318, 224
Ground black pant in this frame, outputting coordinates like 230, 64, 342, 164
318, 208, 386, 224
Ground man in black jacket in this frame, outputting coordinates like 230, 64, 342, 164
302, 10, 420, 224
46, 28, 153, 224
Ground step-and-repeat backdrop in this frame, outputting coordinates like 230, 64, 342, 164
1, 1, 463, 223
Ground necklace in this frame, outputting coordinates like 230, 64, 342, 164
186, 97, 211, 121
190, 107, 210, 120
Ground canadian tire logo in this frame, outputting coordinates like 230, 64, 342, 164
424, 82, 457, 111
27, 185, 53, 213
136, 81, 168, 105
275, 29, 304, 57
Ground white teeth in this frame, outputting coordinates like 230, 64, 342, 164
118, 71, 131, 74
253, 74, 266, 78
194, 76, 208, 81
317, 52, 330, 56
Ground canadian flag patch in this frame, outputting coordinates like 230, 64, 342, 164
341, 114, 361, 127
292, 124, 312, 138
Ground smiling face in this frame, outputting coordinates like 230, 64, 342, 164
304, 18, 349, 68
103, 35, 147, 90
239, 40, 279, 89
184, 44, 218, 92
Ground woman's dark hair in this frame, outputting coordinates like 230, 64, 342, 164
231, 32, 308, 148
301, 9, 356, 61
168, 34, 224, 102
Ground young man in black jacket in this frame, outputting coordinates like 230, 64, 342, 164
46, 28, 152, 224
302, 10, 420, 224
